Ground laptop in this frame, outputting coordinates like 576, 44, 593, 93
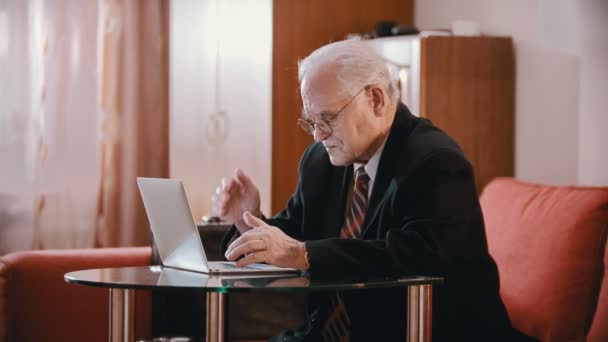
154, 265, 299, 287
137, 177, 300, 275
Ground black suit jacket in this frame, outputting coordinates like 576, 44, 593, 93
224, 103, 516, 341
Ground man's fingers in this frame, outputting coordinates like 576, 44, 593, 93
243, 211, 265, 228
225, 234, 248, 256
236, 251, 268, 267
223, 177, 238, 194
218, 192, 232, 215
225, 229, 268, 256
235, 168, 254, 189
225, 240, 265, 261
225, 236, 241, 256
219, 189, 241, 218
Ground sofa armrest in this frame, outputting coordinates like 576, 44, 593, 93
0, 247, 152, 342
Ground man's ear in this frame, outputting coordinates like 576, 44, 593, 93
369, 86, 386, 116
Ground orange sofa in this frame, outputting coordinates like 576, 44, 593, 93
2, 177, 607, 341
0, 241, 296, 341
0, 247, 153, 342
481, 178, 608, 342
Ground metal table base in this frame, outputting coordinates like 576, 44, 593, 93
108, 285, 432, 342
110, 289, 135, 342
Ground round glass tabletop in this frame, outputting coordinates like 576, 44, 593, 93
65, 266, 443, 293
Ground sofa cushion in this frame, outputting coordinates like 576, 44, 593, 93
0, 247, 153, 342
480, 178, 608, 341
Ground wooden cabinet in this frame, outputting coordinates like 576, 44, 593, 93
366, 35, 515, 194
418, 36, 515, 193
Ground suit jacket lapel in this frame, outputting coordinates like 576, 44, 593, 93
306, 161, 352, 239
362, 103, 414, 237
326, 166, 353, 238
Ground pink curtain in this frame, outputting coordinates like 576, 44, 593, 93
95, 0, 169, 247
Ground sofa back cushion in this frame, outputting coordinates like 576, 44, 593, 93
0, 247, 152, 342
588, 232, 608, 342
480, 178, 608, 341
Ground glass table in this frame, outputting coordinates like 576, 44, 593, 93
65, 266, 443, 342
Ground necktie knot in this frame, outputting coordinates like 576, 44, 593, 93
355, 166, 369, 184
354, 167, 369, 201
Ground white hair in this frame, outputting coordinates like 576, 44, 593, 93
298, 37, 399, 104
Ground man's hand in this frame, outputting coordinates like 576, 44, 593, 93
224, 212, 309, 271
211, 168, 262, 234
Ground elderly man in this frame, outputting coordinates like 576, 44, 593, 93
213, 39, 519, 341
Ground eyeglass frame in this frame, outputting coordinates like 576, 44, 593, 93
297, 86, 370, 137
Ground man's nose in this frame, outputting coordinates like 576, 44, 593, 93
313, 127, 329, 142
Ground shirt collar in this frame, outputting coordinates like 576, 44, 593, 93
353, 134, 389, 184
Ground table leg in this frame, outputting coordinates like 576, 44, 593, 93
206, 292, 229, 342
407, 285, 432, 342
109, 288, 135, 342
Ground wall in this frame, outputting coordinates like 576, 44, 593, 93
577, 0, 608, 186
417, 0, 607, 186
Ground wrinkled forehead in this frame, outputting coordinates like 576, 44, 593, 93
300, 63, 346, 117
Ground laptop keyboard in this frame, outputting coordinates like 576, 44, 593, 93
216, 262, 249, 269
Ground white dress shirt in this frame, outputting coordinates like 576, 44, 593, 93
353, 135, 388, 199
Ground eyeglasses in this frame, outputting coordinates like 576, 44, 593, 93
297, 87, 368, 136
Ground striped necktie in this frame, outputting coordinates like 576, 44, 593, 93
321, 166, 369, 342
340, 167, 370, 239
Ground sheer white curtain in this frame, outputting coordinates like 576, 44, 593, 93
0, 0, 168, 254
95, 0, 169, 248
0, 0, 100, 254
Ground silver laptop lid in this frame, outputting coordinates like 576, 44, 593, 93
137, 177, 209, 273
